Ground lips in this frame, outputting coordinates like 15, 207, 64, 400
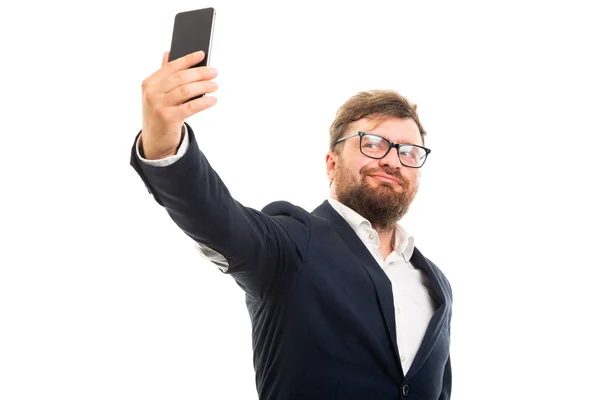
369, 174, 401, 185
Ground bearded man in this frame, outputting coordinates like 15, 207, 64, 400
130, 50, 453, 400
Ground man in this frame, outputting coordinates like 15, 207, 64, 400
130, 50, 453, 400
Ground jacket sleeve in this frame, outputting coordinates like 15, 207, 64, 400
129, 124, 310, 299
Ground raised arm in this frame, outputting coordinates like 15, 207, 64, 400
130, 52, 309, 299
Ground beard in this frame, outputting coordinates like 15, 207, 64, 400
334, 158, 418, 231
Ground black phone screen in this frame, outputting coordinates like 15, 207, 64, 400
168, 8, 215, 68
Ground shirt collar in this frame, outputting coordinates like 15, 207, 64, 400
327, 196, 414, 260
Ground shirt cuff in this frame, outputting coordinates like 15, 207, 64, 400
137, 125, 190, 167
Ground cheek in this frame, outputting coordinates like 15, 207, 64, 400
342, 167, 361, 184
408, 172, 420, 188
358, 160, 379, 176
340, 158, 366, 181
400, 168, 419, 182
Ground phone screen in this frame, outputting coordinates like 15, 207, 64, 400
168, 8, 215, 68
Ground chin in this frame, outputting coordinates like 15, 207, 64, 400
374, 182, 403, 192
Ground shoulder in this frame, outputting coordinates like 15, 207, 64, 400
261, 200, 314, 231
261, 200, 310, 217
260, 200, 314, 260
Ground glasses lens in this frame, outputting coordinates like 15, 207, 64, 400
360, 134, 428, 167
399, 145, 427, 167
361, 134, 390, 157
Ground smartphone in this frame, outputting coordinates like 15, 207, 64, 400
168, 7, 216, 99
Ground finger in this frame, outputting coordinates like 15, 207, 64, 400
159, 66, 218, 93
173, 95, 218, 120
163, 80, 219, 106
162, 51, 206, 80
145, 51, 206, 86
162, 51, 169, 67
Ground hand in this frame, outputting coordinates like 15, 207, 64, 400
140, 51, 218, 160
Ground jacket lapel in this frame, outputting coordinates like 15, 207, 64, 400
312, 201, 403, 375
404, 247, 451, 379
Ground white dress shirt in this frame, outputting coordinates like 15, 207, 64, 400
135, 126, 190, 167
137, 127, 437, 373
326, 197, 436, 373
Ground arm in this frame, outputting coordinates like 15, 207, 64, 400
136, 124, 189, 167
130, 51, 309, 298
130, 125, 309, 298
135, 125, 236, 271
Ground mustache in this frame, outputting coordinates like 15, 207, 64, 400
360, 167, 408, 188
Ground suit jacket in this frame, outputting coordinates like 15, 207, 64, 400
130, 125, 453, 400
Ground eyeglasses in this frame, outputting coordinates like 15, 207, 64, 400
334, 131, 431, 168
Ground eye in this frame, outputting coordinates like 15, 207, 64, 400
399, 146, 423, 160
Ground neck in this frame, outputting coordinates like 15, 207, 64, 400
376, 227, 395, 260
328, 194, 397, 258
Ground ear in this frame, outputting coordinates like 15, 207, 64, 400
325, 151, 337, 184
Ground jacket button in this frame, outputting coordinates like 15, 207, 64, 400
402, 384, 409, 395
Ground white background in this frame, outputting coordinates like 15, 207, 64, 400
1, 0, 599, 399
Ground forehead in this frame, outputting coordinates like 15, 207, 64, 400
350, 117, 422, 145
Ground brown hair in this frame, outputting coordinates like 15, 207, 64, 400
329, 90, 426, 153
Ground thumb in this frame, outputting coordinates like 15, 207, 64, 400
162, 51, 170, 67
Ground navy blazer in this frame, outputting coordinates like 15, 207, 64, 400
130, 125, 453, 399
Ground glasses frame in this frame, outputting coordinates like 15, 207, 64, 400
334, 131, 432, 168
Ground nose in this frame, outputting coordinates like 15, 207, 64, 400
378, 147, 401, 169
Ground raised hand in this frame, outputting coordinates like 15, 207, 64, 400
140, 50, 218, 159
